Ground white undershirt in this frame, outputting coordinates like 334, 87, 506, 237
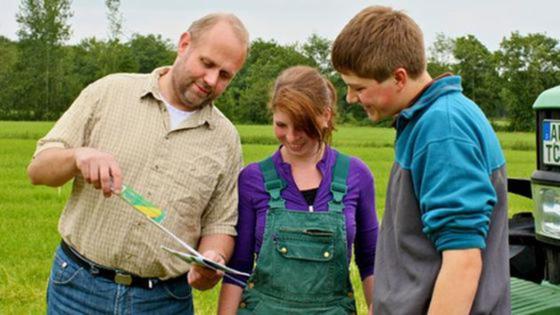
162, 99, 197, 130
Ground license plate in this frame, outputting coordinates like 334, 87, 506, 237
543, 120, 560, 165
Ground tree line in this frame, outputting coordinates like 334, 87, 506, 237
1, 0, 560, 131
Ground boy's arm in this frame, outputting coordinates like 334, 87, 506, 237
427, 249, 482, 315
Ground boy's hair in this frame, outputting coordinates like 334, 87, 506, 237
332, 6, 426, 82
269, 66, 337, 144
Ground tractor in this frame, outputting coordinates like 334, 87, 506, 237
509, 85, 560, 314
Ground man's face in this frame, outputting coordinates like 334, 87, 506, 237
341, 73, 400, 122
170, 22, 246, 110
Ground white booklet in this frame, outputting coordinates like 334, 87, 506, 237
161, 246, 250, 277
115, 184, 250, 285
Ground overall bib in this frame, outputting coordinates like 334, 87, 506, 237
238, 152, 357, 315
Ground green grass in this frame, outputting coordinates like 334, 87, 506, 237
0, 121, 538, 314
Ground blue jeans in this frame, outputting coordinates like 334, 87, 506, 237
47, 246, 194, 315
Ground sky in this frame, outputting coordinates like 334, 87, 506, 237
0, 0, 558, 52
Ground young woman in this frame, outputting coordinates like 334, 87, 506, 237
218, 66, 378, 314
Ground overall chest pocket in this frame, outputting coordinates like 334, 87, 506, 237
272, 228, 336, 296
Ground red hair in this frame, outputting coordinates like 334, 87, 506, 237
269, 66, 337, 143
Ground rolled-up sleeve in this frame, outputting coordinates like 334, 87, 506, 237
413, 138, 496, 252
34, 81, 103, 158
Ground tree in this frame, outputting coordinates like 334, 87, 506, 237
427, 33, 455, 77
497, 32, 560, 131
216, 39, 315, 123
0, 37, 20, 118
129, 34, 175, 73
453, 35, 501, 117
105, 0, 123, 41
14, 0, 73, 120
301, 34, 332, 75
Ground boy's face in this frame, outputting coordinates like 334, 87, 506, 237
341, 73, 400, 122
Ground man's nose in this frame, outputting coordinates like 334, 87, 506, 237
204, 69, 219, 88
346, 89, 358, 104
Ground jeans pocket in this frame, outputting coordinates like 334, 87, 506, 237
51, 251, 83, 285
163, 279, 192, 300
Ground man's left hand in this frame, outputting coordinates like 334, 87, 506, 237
187, 250, 225, 290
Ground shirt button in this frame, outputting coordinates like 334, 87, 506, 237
280, 247, 288, 254
323, 251, 330, 258
248, 282, 254, 289
239, 302, 246, 309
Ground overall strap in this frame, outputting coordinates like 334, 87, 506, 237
328, 152, 351, 213
258, 157, 286, 209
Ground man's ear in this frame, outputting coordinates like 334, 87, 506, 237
393, 68, 408, 90
177, 32, 192, 54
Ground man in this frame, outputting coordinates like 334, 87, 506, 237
331, 6, 510, 315
27, 13, 249, 314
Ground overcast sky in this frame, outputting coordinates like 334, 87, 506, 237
0, 0, 558, 51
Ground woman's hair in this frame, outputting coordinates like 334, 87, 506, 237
269, 66, 337, 144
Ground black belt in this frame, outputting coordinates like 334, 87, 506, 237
60, 240, 185, 289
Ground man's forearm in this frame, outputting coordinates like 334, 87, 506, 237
27, 148, 78, 187
428, 248, 482, 315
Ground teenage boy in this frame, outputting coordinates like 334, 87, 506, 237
331, 6, 509, 315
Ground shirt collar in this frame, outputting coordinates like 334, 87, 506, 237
394, 74, 462, 132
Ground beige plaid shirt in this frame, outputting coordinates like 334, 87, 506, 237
34, 67, 242, 278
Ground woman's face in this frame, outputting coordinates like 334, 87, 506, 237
273, 110, 321, 159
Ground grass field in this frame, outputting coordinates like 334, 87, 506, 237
0, 121, 536, 314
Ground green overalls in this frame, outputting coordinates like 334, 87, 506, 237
238, 152, 357, 314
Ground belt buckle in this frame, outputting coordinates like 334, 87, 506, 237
114, 272, 133, 286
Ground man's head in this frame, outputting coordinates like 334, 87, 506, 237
332, 6, 429, 121
167, 13, 249, 111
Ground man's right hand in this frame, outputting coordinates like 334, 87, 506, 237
74, 147, 123, 197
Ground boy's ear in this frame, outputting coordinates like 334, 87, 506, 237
393, 68, 407, 90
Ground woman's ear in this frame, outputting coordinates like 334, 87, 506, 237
323, 107, 333, 128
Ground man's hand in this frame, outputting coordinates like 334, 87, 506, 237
74, 147, 123, 197
188, 250, 225, 290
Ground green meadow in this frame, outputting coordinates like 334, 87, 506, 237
0, 121, 536, 314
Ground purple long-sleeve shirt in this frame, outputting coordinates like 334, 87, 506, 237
225, 145, 379, 287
